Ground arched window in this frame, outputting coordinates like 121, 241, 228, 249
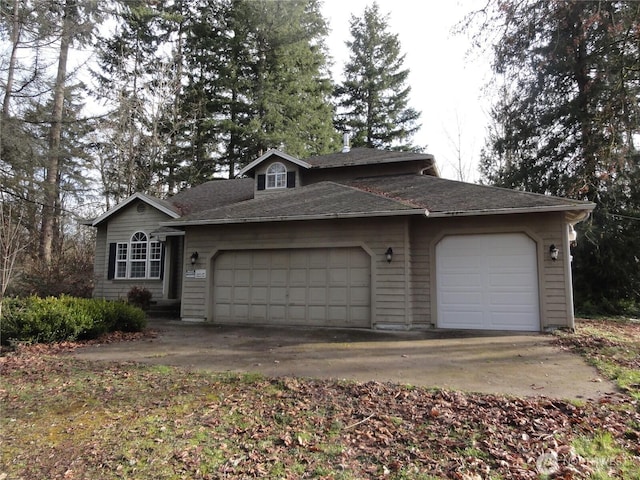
115, 231, 162, 279
266, 162, 287, 189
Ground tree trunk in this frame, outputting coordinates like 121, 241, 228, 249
2, 0, 21, 118
40, 0, 74, 265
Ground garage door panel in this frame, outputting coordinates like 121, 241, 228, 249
234, 286, 250, 302
234, 304, 249, 317
328, 287, 347, 303
328, 306, 347, 322
440, 291, 483, 306
215, 304, 231, 317
288, 306, 306, 321
288, 286, 306, 304
351, 286, 370, 304
309, 305, 327, 321
289, 269, 307, 283
309, 269, 327, 284
329, 268, 348, 285
251, 287, 268, 303
351, 306, 370, 322
250, 305, 267, 319
215, 286, 232, 302
439, 273, 482, 287
351, 267, 370, 284
437, 234, 539, 331
269, 287, 287, 303
489, 292, 537, 306
213, 248, 370, 327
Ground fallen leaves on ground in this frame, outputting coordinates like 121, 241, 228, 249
1, 321, 639, 479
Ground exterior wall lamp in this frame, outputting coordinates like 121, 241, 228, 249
190, 251, 199, 265
549, 244, 559, 261
385, 247, 393, 263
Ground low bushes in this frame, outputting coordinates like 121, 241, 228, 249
0, 296, 146, 346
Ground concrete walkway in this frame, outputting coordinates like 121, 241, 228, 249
72, 319, 616, 400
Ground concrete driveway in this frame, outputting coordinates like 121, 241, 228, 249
72, 319, 616, 400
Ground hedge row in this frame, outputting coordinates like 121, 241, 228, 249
1, 296, 146, 346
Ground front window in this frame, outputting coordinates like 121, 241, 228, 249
266, 162, 286, 189
115, 231, 162, 279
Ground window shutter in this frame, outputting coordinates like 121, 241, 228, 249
160, 244, 166, 280
107, 243, 116, 280
257, 174, 266, 190
286, 171, 296, 188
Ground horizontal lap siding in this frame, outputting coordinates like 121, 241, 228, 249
409, 212, 572, 330
95, 201, 172, 301
182, 218, 410, 327
410, 219, 431, 327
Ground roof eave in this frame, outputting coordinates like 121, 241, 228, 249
310, 154, 436, 170
237, 149, 311, 177
427, 203, 596, 218
161, 208, 429, 227
90, 193, 180, 227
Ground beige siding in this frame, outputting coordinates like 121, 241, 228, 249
253, 158, 300, 196
93, 225, 108, 297
409, 212, 573, 330
301, 161, 429, 185
181, 217, 410, 327
93, 200, 173, 302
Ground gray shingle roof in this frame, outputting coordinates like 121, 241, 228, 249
348, 174, 594, 216
164, 181, 424, 226
168, 178, 254, 215
305, 148, 434, 169
164, 174, 594, 226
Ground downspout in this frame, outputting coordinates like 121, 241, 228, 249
564, 209, 593, 331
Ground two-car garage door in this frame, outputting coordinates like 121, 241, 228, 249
436, 233, 540, 331
213, 247, 370, 327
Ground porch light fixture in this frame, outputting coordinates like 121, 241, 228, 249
549, 244, 559, 261
190, 251, 199, 265
385, 247, 393, 263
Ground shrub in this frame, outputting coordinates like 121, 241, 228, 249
0, 295, 147, 346
127, 286, 152, 310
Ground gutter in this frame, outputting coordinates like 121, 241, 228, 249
161, 208, 430, 227
426, 203, 596, 218
160, 202, 596, 228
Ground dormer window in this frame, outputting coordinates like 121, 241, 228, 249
266, 162, 287, 189
255, 159, 296, 191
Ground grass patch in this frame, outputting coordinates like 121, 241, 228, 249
1, 321, 639, 479
555, 318, 640, 400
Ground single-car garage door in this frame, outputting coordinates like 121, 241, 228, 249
436, 233, 540, 331
213, 247, 370, 327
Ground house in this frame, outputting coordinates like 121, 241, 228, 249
89, 147, 595, 332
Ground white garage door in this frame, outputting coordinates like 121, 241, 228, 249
436, 233, 540, 331
213, 248, 370, 327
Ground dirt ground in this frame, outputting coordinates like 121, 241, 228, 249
72, 319, 616, 400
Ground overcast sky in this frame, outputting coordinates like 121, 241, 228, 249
322, 0, 492, 181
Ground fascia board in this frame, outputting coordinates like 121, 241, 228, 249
237, 149, 311, 176
161, 209, 429, 227
91, 193, 180, 226
426, 203, 596, 218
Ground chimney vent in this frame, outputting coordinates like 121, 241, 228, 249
341, 133, 350, 153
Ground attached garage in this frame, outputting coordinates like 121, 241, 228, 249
212, 247, 371, 327
436, 233, 540, 331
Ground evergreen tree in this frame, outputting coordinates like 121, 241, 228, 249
335, 2, 421, 150
467, 0, 640, 313
181, 0, 338, 181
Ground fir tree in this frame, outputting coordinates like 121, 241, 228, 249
335, 2, 421, 151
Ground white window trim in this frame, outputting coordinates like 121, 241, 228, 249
266, 162, 287, 189
115, 231, 162, 280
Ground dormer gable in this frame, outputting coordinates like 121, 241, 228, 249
238, 149, 307, 195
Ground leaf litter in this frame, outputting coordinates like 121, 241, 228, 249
1, 323, 639, 479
